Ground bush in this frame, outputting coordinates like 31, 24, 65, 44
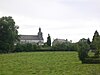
78, 42, 90, 62
83, 57, 100, 64
0, 42, 10, 53
52, 42, 78, 51
91, 37, 100, 57
14, 43, 40, 52
52, 43, 67, 51
14, 43, 24, 52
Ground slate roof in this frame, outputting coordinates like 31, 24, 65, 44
19, 35, 43, 40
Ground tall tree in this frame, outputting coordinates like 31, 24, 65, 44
87, 38, 91, 45
47, 34, 51, 46
91, 30, 99, 50
0, 16, 19, 53
92, 30, 99, 42
91, 36, 100, 57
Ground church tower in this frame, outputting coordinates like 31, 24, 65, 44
38, 27, 43, 40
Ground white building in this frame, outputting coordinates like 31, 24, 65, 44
19, 28, 44, 45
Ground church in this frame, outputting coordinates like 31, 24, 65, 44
19, 28, 44, 45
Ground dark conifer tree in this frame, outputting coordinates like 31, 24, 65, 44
47, 34, 51, 46
92, 30, 99, 42
87, 38, 91, 45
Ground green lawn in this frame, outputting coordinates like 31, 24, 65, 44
0, 52, 100, 75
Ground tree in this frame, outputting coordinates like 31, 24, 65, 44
91, 30, 100, 57
78, 40, 90, 62
47, 34, 51, 46
92, 30, 99, 41
0, 16, 19, 53
91, 37, 100, 57
52, 42, 67, 50
87, 38, 91, 45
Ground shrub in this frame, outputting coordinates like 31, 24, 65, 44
14, 43, 40, 52
78, 42, 90, 62
52, 43, 65, 51
52, 42, 78, 51
83, 57, 100, 64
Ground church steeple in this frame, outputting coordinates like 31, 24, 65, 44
39, 27, 41, 32
38, 27, 43, 39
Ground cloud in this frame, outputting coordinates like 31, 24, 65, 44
0, 0, 100, 42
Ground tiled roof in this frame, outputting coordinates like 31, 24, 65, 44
19, 35, 43, 40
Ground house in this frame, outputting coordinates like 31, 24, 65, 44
19, 28, 44, 45
79, 38, 88, 43
52, 39, 66, 46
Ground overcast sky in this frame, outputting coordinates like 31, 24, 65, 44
0, 0, 100, 42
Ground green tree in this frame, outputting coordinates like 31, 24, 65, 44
15, 43, 24, 52
78, 40, 90, 62
52, 42, 67, 50
91, 30, 100, 57
91, 37, 100, 57
92, 30, 99, 41
87, 38, 91, 45
47, 34, 51, 46
0, 16, 19, 53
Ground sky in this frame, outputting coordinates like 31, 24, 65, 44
0, 0, 100, 42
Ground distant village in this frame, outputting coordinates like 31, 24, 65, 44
19, 28, 44, 45
19, 27, 71, 46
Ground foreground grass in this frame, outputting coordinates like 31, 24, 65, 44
0, 52, 100, 75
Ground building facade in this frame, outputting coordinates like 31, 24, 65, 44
52, 39, 66, 46
19, 28, 44, 45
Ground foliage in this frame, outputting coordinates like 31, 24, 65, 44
15, 43, 24, 52
91, 30, 100, 57
91, 30, 99, 50
87, 38, 91, 45
0, 16, 19, 53
52, 42, 78, 51
47, 34, 51, 46
84, 57, 100, 64
77, 31, 100, 63
42, 42, 48, 47
14, 43, 40, 52
78, 41, 90, 62
92, 30, 99, 41
67, 43, 79, 51
52, 42, 67, 50
0, 52, 100, 75
91, 37, 100, 57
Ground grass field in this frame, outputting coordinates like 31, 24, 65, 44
0, 52, 100, 75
